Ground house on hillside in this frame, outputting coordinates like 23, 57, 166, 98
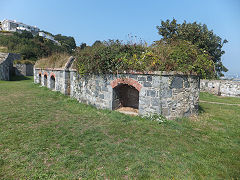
39, 32, 60, 45
1, 19, 40, 35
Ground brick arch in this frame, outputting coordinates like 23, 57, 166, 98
38, 72, 42, 75
43, 72, 48, 77
110, 78, 142, 91
50, 72, 56, 79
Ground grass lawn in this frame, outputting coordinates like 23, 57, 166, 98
0, 77, 239, 179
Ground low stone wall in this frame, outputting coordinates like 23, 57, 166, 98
34, 68, 70, 95
200, 79, 240, 97
70, 72, 199, 119
15, 63, 34, 76
34, 67, 200, 119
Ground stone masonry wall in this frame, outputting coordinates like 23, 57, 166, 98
34, 67, 199, 119
15, 64, 34, 76
34, 68, 70, 95
0, 53, 21, 80
200, 79, 240, 97
70, 71, 199, 119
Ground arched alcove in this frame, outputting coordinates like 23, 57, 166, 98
44, 74, 47, 86
50, 75, 55, 90
112, 83, 139, 111
39, 73, 42, 84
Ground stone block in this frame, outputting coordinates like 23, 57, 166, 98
144, 81, 152, 87
151, 98, 160, 106
183, 77, 190, 88
102, 86, 108, 92
161, 89, 172, 98
147, 90, 156, 97
171, 76, 183, 89
147, 75, 152, 81
138, 76, 146, 81
99, 94, 104, 99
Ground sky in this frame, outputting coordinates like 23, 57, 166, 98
0, 0, 239, 75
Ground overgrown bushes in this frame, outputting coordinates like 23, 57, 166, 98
75, 40, 214, 78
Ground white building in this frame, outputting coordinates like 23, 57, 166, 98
1, 19, 40, 35
39, 32, 60, 45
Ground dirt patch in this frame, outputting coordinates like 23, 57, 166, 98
116, 107, 138, 116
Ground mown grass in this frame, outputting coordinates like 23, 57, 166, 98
200, 91, 240, 104
0, 77, 239, 179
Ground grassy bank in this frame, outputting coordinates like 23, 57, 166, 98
0, 77, 239, 179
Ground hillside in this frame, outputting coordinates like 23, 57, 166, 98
0, 30, 76, 61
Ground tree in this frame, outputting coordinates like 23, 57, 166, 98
156, 18, 228, 77
92, 40, 102, 47
54, 34, 76, 53
80, 43, 87, 49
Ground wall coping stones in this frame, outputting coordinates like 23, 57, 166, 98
34, 68, 199, 77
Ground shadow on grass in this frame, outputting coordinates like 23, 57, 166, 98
198, 105, 205, 114
10, 76, 31, 81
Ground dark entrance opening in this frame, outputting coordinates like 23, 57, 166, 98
50, 75, 55, 90
39, 74, 42, 84
112, 84, 139, 113
44, 74, 47, 86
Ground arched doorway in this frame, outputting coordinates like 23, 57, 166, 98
112, 84, 139, 113
44, 74, 47, 86
50, 75, 55, 90
39, 74, 42, 84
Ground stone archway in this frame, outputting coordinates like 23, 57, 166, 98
50, 75, 55, 90
112, 83, 139, 110
39, 73, 42, 84
44, 74, 47, 86
111, 78, 142, 114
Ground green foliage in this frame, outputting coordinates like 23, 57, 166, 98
54, 34, 76, 53
75, 39, 214, 78
76, 40, 146, 74
152, 40, 215, 78
157, 18, 228, 77
0, 31, 76, 61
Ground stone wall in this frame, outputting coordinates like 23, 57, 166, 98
34, 66, 200, 119
0, 53, 21, 80
69, 71, 199, 119
15, 63, 34, 76
200, 79, 240, 97
34, 68, 70, 95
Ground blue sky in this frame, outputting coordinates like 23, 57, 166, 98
0, 0, 239, 74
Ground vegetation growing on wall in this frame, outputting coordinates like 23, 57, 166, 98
34, 53, 70, 69
0, 30, 76, 61
75, 40, 214, 78
13, 59, 35, 65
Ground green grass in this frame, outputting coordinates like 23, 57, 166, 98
0, 77, 240, 179
200, 91, 240, 104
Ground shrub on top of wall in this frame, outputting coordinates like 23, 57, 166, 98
13, 59, 35, 65
75, 39, 214, 78
34, 53, 70, 69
